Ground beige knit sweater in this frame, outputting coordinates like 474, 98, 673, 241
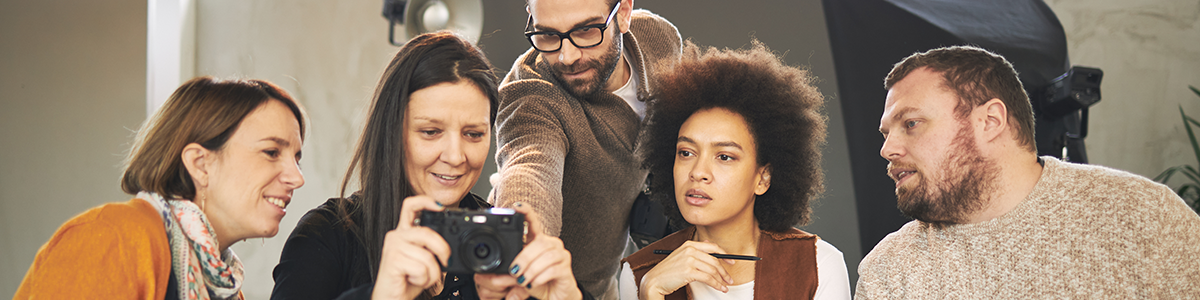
492, 9, 682, 299
856, 157, 1200, 299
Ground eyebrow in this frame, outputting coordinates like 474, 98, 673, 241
677, 136, 744, 150
533, 16, 604, 32
412, 117, 489, 128
261, 137, 291, 148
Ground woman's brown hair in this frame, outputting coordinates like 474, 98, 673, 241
121, 76, 307, 200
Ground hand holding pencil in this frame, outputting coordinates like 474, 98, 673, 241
637, 240, 742, 300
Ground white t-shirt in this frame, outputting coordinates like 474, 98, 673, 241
618, 239, 851, 300
612, 51, 644, 121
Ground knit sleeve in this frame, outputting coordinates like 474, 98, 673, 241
15, 202, 170, 299
493, 82, 570, 237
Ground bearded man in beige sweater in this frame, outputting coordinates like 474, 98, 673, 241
859, 45, 1200, 299
486, 0, 682, 299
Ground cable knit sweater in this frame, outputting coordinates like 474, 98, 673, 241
492, 9, 681, 299
855, 156, 1200, 299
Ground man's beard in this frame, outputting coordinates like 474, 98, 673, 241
547, 29, 622, 99
891, 123, 998, 225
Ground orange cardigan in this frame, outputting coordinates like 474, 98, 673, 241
15, 198, 171, 299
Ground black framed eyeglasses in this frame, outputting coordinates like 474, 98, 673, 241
524, 1, 621, 52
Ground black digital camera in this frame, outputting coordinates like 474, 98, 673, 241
418, 208, 526, 274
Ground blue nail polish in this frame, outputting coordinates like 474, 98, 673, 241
435, 201, 444, 207
517, 275, 525, 284
510, 265, 520, 275
526, 283, 532, 289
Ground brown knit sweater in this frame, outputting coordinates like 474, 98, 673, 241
855, 157, 1200, 299
493, 9, 682, 299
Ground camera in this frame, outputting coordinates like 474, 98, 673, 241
418, 208, 525, 274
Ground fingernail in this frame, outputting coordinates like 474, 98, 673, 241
517, 275, 525, 284
510, 265, 520, 275
515, 202, 524, 207
435, 201, 444, 207
526, 283, 532, 289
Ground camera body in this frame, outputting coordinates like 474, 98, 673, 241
418, 208, 525, 274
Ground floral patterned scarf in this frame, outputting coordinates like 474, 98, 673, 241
140, 192, 244, 300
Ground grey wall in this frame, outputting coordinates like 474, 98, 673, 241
0, 0, 147, 295
1044, 0, 1200, 179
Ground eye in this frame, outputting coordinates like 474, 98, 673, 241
717, 154, 735, 161
465, 131, 486, 139
905, 120, 919, 129
420, 129, 442, 137
677, 149, 694, 158
263, 149, 280, 158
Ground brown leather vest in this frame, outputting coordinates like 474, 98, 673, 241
622, 226, 819, 300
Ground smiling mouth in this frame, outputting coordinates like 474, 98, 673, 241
434, 173, 462, 180
266, 196, 288, 209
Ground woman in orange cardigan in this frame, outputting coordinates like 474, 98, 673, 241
16, 77, 308, 300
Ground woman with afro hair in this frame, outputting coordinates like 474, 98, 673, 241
618, 40, 850, 300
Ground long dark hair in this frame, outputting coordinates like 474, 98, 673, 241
336, 31, 499, 285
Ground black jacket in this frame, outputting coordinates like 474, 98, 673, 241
270, 193, 490, 300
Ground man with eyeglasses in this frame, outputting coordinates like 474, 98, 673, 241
487, 0, 681, 299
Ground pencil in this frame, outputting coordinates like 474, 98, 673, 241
652, 249, 762, 261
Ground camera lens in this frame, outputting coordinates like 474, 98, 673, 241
474, 243, 491, 259
462, 230, 503, 273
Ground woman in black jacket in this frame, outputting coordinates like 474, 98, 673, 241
271, 31, 585, 300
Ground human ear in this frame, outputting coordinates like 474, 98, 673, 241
617, 0, 634, 34
982, 98, 1008, 142
181, 143, 212, 189
754, 164, 771, 195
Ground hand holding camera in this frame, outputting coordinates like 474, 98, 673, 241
368, 195, 450, 300
473, 203, 583, 300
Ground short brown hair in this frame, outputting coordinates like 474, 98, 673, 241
643, 40, 827, 232
884, 45, 1036, 151
121, 76, 307, 200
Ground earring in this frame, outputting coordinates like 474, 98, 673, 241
199, 193, 207, 211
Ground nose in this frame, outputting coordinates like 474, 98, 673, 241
439, 134, 467, 166
282, 156, 305, 189
880, 135, 905, 161
558, 40, 582, 66
688, 158, 712, 183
